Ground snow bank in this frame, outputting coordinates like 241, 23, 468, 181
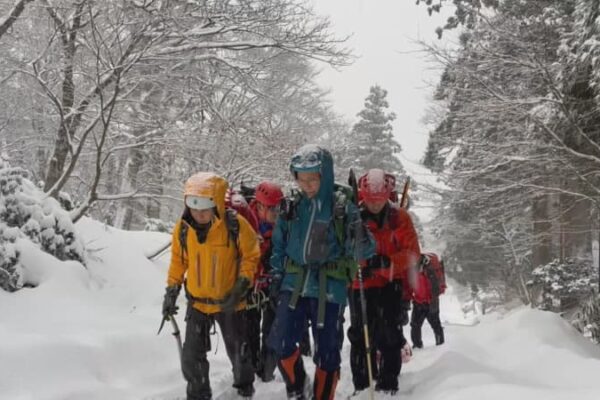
0, 218, 178, 400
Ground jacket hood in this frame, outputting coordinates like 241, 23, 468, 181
290, 145, 334, 207
183, 172, 228, 220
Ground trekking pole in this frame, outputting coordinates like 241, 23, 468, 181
348, 169, 375, 400
357, 266, 375, 400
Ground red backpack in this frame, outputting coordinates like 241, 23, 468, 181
421, 252, 446, 296
225, 189, 259, 232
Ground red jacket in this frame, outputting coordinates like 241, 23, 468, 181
249, 201, 275, 289
352, 203, 421, 297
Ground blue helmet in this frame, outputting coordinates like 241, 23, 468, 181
290, 144, 327, 174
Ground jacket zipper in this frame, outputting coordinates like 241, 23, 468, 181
302, 198, 317, 264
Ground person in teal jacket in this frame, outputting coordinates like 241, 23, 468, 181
267, 145, 375, 400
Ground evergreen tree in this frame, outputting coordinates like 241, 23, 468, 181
348, 85, 405, 176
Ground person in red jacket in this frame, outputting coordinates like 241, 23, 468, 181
347, 169, 421, 395
246, 181, 285, 382
411, 253, 446, 348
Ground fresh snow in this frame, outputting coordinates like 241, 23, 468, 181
1, 218, 600, 400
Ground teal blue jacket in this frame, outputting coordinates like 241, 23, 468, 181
270, 146, 375, 305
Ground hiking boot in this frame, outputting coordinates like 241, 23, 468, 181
435, 330, 445, 346
237, 384, 254, 399
375, 380, 398, 396
313, 368, 339, 400
279, 349, 309, 399
287, 375, 311, 399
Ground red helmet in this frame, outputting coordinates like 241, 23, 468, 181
255, 181, 284, 207
358, 169, 396, 203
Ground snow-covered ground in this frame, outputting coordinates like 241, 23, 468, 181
2, 218, 600, 400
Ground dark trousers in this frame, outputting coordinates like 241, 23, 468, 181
246, 299, 278, 381
267, 290, 344, 370
410, 299, 444, 347
347, 281, 409, 392
182, 307, 254, 400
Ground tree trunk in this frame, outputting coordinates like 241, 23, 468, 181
114, 147, 145, 230
532, 193, 553, 268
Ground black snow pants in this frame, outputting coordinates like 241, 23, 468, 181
347, 281, 409, 392
410, 298, 444, 348
246, 296, 278, 382
182, 306, 254, 400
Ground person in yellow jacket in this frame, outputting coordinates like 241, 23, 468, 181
162, 172, 261, 400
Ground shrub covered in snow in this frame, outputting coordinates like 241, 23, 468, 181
0, 159, 84, 292
144, 217, 173, 233
529, 258, 598, 312
573, 293, 600, 344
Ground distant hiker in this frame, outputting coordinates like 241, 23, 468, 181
410, 253, 446, 348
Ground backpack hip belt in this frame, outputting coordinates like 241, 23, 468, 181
286, 259, 354, 328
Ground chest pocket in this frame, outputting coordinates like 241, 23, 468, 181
305, 219, 332, 263
192, 242, 237, 299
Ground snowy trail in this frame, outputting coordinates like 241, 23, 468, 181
2, 219, 600, 400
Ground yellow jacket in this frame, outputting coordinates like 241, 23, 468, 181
167, 173, 260, 314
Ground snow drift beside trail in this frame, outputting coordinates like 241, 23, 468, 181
1, 217, 600, 400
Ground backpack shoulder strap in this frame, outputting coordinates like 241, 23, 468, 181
333, 184, 352, 246
224, 208, 240, 249
178, 221, 189, 265
224, 208, 243, 280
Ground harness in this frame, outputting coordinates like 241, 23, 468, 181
284, 184, 359, 328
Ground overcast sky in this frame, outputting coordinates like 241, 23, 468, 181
310, 0, 456, 224
311, 0, 456, 167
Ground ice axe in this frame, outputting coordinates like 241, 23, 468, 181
348, 168, 375, 400
157, 314, 184, 377
399, 176, 410, 210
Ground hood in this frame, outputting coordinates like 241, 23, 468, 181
183, 172, 228, 220
290, 144, 334, 208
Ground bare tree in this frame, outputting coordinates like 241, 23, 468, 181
1, 0, 352, 225
0, 0, 34, 39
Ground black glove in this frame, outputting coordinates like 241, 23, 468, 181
367, 254, 391, 269
361, 264, 374, 279
162, 285, 181, 317
221, 277, 250, 313
362, 254, 391, 278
